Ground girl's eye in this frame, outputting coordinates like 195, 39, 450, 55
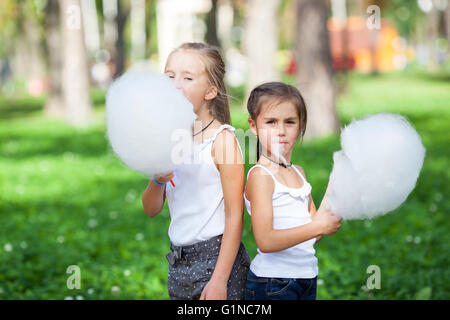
267, 120, 275, 124
185, 77, 193, 81
167, 74, 174, 79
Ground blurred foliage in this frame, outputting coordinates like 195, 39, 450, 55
0, 0, 20, 57
383, 0, 426, 38
0, 0, 47, 57
0, 71, 449, 299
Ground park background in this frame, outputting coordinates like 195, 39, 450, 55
0, 0, 448, 299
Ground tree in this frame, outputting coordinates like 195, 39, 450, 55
243, 0, 280, 107
80, 0, 100, 55
115, 0, 130, 77
0, 0, 19, 58
102, 0, 119, 62
130, 0, 146, 62
44, 0, 64, 118
425, 2, 439, 71
446, 0, 450, 55
8, 1, 46, 93
60, 0, 92, 127
205, 0, 221, 48
295, 0, 339, 139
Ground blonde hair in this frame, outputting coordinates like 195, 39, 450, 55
173, 42, 231, 125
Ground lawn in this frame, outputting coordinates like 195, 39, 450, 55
0, 71, 449, 299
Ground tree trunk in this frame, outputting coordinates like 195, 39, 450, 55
445, 0, 450, 55
217, 0, 234, 53
205, 0, 221, 48
102, 0, 118, 58
296, 0, 339, 139
130, 0, 146, 61
80, 0, 100, 55
115, 0, 129, 77
44, 0, 64, 118
426, 3, 439, 71
60, 0, 92, 127
156, 0, 194, 71
243, 0, 280, 108
12, 3, 46, 93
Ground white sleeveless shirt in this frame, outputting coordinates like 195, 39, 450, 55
165, 124, 243, 246
244, 164, 319, 279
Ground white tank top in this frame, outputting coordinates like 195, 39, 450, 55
244, 164, 319, 279
165, 124, 243, 246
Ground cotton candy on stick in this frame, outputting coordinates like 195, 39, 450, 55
327, 113, 425, 220
106, 72, 196, 184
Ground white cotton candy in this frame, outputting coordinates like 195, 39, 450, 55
106, 71, 196, 177
327, 113, 425, 220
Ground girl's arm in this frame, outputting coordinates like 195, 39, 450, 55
200, 130, 245, 300
308, 194, 322, 242
295, 166, 322, 242
247, 168, 340, 253
141, 172, 173, 218
295, 166, 338, 243
295, 166, 317, 216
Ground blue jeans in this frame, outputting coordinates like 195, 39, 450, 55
245, 269, 317, 300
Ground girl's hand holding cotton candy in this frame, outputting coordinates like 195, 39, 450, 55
327, 113, 425, 220
313, 193, 342, 236
105, 72, 196, 179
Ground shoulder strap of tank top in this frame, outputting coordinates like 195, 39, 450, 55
246, 165, 277, 185
291, 165, 306, 183
210, 124, 235, 141
210, 124, 243, 159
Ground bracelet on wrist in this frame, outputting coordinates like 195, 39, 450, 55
152, 177, 165, 186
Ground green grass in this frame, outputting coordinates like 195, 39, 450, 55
0, 71, 449, 299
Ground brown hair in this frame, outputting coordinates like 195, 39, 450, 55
247, 82, 307, 161
173, 42, 231, 124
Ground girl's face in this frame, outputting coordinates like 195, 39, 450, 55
164, 49, 217, 114
249, 100, 301, 158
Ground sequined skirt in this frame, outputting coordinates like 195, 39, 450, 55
166, 235, 250, 300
